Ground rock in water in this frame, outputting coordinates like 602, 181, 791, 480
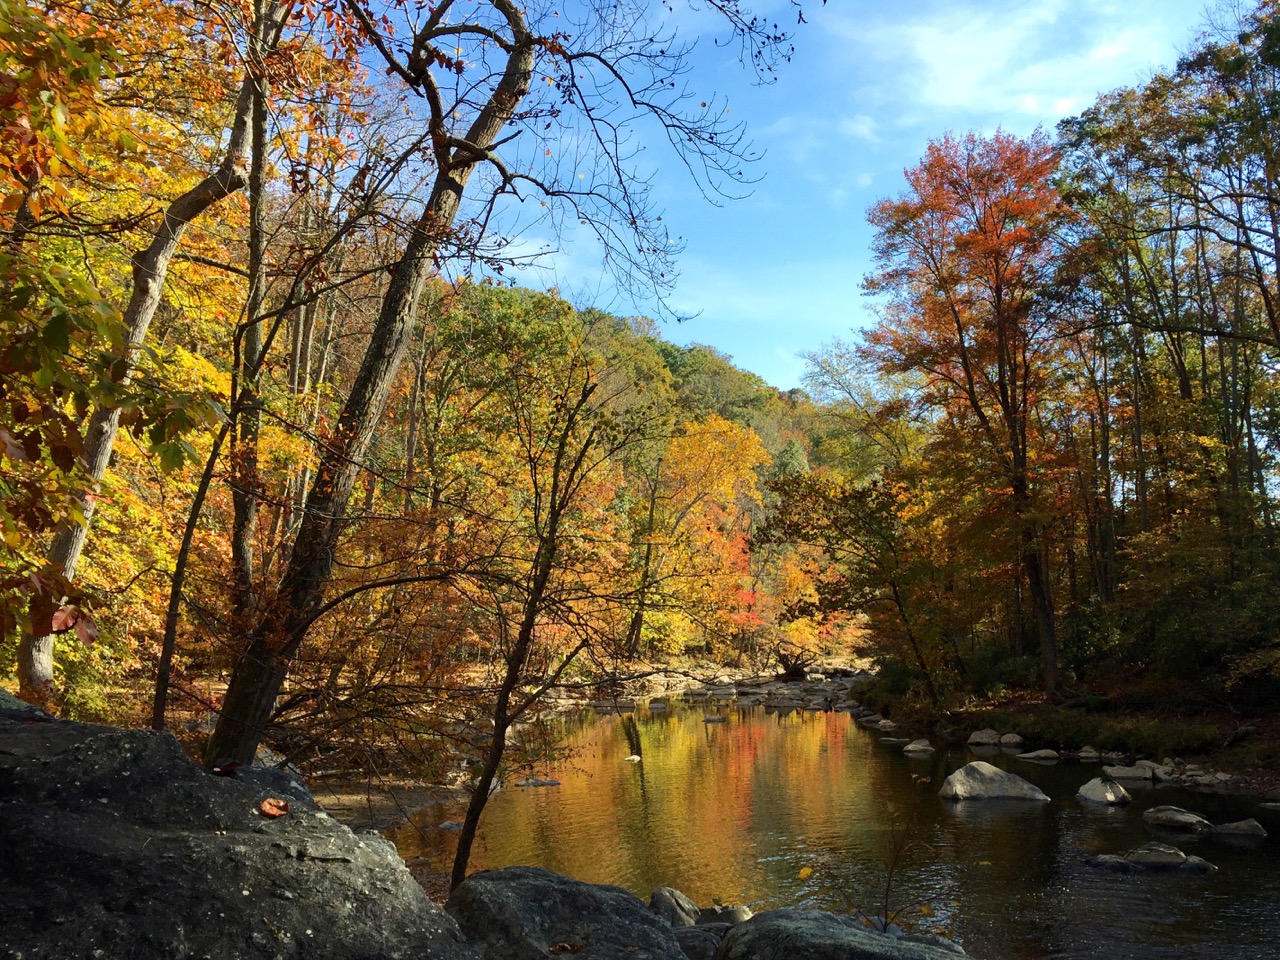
1087, 842, 1217, 875
967, 728, 1002, 746
939, 761, 1050, 801
1016, 749, 1060, 763
1077, 777, 1131, 806
1213, 818, 1268, 838
699, 904, 753, 925
903, 739, 935, 755
1142, 805, 1213, 834
1102, 764, 1154, 781
448, 866, 684, 960
1124, 842, 1189, 868
0, 714, 475, 960
717, 910, 969, 959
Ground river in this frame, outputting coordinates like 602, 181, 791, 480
391, 703, 1280, 959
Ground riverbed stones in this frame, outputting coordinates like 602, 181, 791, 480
515, 777, 560, 787
717, 910, 968, 960
939, 761, 1050, 801
903, 739, 936, 755
1077, 745, 1101, 762
1077, 777, 1131, 805
650, 886, 701, 927
1, 713, 477, 960
999, 733, 1024, 747
703, 715, 728, 724
967, 728, 1002, 746
448, 867, 684, 960
1143, 805, 1213, 833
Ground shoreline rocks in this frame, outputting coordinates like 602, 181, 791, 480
2, 696, 973, 960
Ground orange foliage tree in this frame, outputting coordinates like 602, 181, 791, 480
863, 130, 1076, 694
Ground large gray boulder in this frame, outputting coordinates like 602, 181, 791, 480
938, 761, 1049, 802
0, 715, 474, 960
447, 866, 684, 960
717, 910, 967, 959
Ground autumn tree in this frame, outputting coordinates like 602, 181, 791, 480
863, 130, 1075, 695
203, 0, 799, 764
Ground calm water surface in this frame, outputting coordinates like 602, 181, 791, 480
392, 705, 1280, 960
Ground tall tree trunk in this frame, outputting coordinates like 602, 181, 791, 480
204, 12, 535, 765
230, 11, 271, 620
15, 56, 275, 704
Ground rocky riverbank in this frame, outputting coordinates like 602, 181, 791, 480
0, 692, 968, 960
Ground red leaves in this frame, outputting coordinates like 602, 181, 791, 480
548, 944, 580, 955
27, 592, 98, 646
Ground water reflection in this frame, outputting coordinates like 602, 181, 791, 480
392, 705, 1280, 960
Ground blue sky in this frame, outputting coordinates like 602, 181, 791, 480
519, 0, 1218, 390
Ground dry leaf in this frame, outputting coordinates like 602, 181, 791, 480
259, 797, 290, 819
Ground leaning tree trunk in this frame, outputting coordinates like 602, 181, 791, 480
16, 69, 267, 705
204, 12, 536, 766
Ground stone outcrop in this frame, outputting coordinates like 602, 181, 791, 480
0, 709, 474, 960
938, 761, 1050, 802
717, 910, 967, 959
447, 866, 683, 960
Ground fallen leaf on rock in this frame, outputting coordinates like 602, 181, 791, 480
259, 797, 290, 818
549, 943, 580, 954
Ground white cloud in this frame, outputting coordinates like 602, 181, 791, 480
838, 114, 880, 142
834, 0, 1202, 128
